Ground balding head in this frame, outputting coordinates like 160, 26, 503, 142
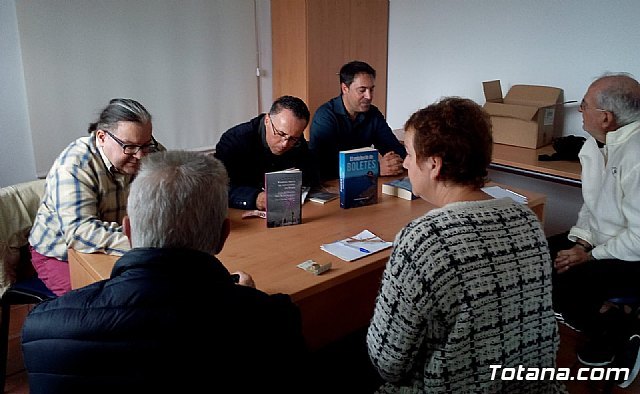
590, 73, 640, 127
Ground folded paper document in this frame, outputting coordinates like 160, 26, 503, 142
320, 230, 392, 262
481, 185, 527, 204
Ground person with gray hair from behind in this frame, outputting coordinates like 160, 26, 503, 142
550, 72, 640, 388
22, 151, 308, 394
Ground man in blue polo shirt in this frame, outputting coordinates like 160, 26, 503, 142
310, 60, 406, 181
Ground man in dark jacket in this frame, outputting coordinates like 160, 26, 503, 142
214, 95, 319, 210
21, 150, 308, 394
309, 61, 406, 181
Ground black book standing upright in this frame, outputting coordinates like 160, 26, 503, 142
265, 169, 302, 228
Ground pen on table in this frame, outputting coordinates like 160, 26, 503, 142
341, 242, 370, 254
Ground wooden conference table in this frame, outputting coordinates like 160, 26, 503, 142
68, 179, 546, 350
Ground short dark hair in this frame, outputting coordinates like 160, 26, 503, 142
404, 97, 493, 188
88, 98, 152, 134
269, 95, 310, 123
339, 61, 376, 87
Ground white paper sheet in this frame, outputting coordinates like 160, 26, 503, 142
320, 230, 392, 262
481, 186, 528, 204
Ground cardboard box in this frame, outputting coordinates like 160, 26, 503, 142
483, 80, 564, 149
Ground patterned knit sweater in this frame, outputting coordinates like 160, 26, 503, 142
367, 198, 565, 393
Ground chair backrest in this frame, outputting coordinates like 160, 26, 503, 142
0, 180, 45, 297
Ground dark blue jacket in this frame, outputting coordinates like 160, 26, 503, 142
22, 248, 308, 394
214, 114, 319, 209
309, 96, 406, 181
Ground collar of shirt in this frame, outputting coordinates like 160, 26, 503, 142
259, 114, 271, 151
606, 120, 640, 146
335, 95, 367, 125
94, 133, 129, 178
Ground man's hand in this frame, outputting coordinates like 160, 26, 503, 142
379, 151, 404, 176
554, 245, 592, 273
256, 191, 266, 210
232, 270, 256, 288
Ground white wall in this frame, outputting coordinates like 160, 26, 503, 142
0, 0, 36, 187
256, 0, 273, 113
18, 0, 262, 177
386, 0, 639, 235
1, 0, 273, 187
386, 0, 640, 134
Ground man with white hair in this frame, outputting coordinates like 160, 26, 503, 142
551, 73, 640, 388
22, 150, 307, 393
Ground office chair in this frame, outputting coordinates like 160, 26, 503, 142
0, 180, 56, 391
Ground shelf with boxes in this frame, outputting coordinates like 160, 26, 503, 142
392, 127, 582, 187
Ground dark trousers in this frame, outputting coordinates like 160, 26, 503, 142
549, 232, 640, 347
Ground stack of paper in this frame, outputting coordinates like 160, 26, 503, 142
321, 230, 392, 262
481, 185, 528, 204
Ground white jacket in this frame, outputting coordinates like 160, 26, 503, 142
569, 121, 640, 261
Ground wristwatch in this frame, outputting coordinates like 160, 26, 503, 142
575, 240, 593, 252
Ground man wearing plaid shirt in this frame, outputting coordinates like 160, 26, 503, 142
29, 98, 161, 296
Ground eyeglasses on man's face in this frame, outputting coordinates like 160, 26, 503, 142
269, 116, 302, 145
579, 98, 608, 113
103, 129, 158, 155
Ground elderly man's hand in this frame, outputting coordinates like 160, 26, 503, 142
232, 271, 256, 288
554, 245, 592, 273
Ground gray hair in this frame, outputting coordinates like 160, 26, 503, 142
127, 150, 229, 254
593, 72, 640, 126
88, 98, 152, 134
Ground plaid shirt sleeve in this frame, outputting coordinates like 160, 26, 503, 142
29, 135, 130, 261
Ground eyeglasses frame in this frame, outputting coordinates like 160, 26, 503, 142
579, 98, 609, 113
103, 129, 158, 155
268, 115, 302, 146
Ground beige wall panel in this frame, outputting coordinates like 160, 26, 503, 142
348, 0, 389, 114
272, 0, 389, 137
271, 0, 308, 101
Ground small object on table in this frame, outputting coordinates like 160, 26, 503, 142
241, 210, 267, 219
297, 260, 332, 275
